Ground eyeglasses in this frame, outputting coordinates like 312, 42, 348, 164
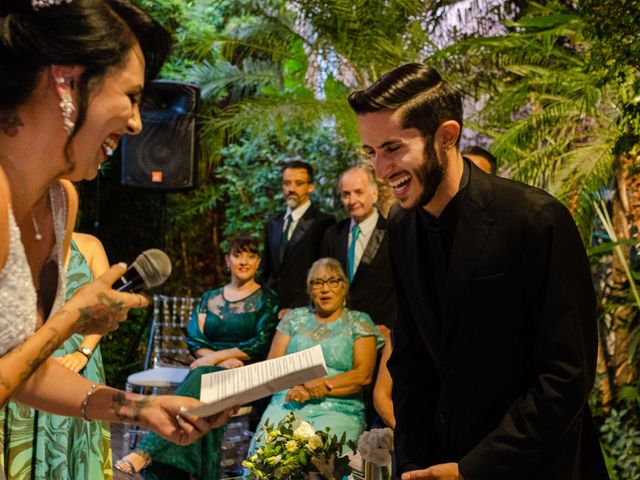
309, 277, 343, 290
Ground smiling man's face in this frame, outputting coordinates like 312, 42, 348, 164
358, 110, 444, 210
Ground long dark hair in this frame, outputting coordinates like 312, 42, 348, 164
0, 0, 170, 166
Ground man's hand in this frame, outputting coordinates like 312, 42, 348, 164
401, 463, 462, 480
54, 352, 88, 373
136, 395, 236, 445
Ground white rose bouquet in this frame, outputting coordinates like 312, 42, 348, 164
243, 412, 353, 480
356, 428, 393, 480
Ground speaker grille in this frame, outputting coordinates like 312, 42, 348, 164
121, 81, 200, 191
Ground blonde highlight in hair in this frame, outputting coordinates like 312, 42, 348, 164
306, 257, 350, 298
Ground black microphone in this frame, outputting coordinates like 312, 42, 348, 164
115, 249, 172, 292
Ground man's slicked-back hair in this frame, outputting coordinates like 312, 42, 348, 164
348, 63, 463, 145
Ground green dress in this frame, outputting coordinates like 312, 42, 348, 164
139, 286, 279, 480
0, 240, 112, 479
248, 307, 384, 459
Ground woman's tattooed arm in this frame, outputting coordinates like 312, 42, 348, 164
111, 391, 151, 422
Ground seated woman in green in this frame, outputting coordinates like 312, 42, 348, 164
117, 234, 279, 479
249, 257, 384, 454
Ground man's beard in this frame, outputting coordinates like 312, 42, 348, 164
286, 196, 299, 209
416, 136, 445, 208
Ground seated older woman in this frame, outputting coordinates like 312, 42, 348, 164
117, 234, 279, 479
250, 257, 384, 448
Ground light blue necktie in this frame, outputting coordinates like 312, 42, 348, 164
348, 224, 361, 282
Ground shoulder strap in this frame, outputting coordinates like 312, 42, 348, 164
0, 165, 11, 272
58, 179, 78, 262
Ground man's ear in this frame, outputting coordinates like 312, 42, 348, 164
49, 65, 83, 98
435, 120, 461, 152
308, 183, 315, 194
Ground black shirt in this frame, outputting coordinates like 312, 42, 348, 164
416, 160, 470, 329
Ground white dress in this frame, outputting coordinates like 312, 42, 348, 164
0, 183, 68, 356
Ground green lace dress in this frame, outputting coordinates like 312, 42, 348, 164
249, 308, 384, 452
139, 286, 279, 480
0, 239, 112, 479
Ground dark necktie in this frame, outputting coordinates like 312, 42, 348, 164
280, 213, 292, 259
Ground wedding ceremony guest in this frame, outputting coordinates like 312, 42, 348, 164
321, 166, 396, 331
348, 63, 609, 480
261, 161, 334, 318
0, 1, 234, 472
249, 258, 384, 455
1, 233, 113, 479
461, 145, 496, 174
117, 234, 279, 479
372, 331, 394, 429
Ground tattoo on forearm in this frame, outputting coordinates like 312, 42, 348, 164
19, 327, 61, 382
111, 392, 151, 422
76, 293, 125, 334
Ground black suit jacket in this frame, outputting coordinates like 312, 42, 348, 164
262, 204, 334, 309
388, 161, 608, 480
321, 213, 396, 328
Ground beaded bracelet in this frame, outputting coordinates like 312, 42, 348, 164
80, 383, 98, 421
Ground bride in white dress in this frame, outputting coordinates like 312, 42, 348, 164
0, 0, 234, 461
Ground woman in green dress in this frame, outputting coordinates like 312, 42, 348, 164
0, 232, 113, 479
116, 234, 279, 479
248, 257, 384, 459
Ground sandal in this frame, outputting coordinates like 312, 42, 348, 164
115, 450, 151, 477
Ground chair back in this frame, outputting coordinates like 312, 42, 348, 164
146, 294, 197, 369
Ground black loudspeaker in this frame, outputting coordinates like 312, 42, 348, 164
121, 80, 200, 191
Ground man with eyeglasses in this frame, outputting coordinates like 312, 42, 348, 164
261, 160, 334, 318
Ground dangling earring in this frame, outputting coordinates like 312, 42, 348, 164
59, 91, 75, 135
55, 77, 75, 135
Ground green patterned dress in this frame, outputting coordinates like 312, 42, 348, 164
139, 285, 279, 480
0, 240, 113, 479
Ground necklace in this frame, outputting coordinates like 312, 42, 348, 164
31, 213, 43, 241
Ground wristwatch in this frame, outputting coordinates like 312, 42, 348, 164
77, 346, 93, 360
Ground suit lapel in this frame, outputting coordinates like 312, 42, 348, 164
353, 215, 386, 285
283, 205, 315, 261
442, 165, 495, 350
337, 221, 349, 270
272, 214, 285, 268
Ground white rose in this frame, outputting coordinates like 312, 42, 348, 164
294, 421, 316, 439
306, 434, 323, 451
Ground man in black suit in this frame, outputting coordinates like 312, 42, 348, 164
348, 64, 608, 480
262, 161, 334, 317
321, 166, 396, 331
